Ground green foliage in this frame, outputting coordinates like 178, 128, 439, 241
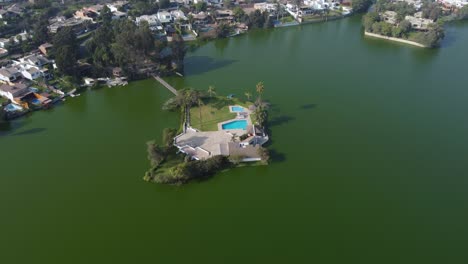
233, 6, 247, 22
258, 147, 270, 163
99, 5, 113, 25
53, 27, 78, 76
170, 34, 186, 72
254, 105, 268, 127
159, 0, 171, 9
459, 5, 468, 20
162, 128, 177, 147
195, 2, 208, 12
86, 19, 157, 77
239, 134, 249, 141
248, 10, 273, 29
352, 0, 374, 13
32, 18, 50, 45
393, 2, 417, 22
411, 23, 445, 47
149, 155, 232, 184
374, 0, 392, 12
422, 2, 442, 21
147, 141, 165, 167
216, 22, 232, 38
363, 12, 380, 31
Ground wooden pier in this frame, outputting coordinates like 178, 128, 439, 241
152, 75, 178, 96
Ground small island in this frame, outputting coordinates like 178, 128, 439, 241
361, 0, 468, 48
144, 82, 270, 185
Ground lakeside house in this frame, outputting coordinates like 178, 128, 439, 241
0, 54, 51, 83
0, 38, 10, 49
438, 0, 468, 8
0, 66, 20, 83
48, 16, 86, 34
174, 105, 268, 162
0, 83, 29, 102
382, 11, 398, 25
381, 11, 434, 31
0, 48, 7, 58
405, 12, 434, 30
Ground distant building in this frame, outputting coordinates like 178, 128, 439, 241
0, 48, 8, 58
381, 11, 398, 25
404, 12, 434, 30
0, 83, 29, 101
38, 43, 53, 56
438, 0, 468, 8
0, 67, 21, 83
48, 17, 85, 34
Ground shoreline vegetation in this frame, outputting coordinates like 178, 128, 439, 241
361, 0, 468, 48
364, 31, 427, 47
144, 83, 271, 185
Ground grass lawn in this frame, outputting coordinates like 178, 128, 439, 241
190, 96, 253, 131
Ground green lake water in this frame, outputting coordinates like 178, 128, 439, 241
2, 16, 468, 263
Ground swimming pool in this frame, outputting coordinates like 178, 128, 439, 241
222, 120, 248, 130
231, 106, 244, 112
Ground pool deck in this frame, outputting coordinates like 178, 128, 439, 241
218, 106, 252, 131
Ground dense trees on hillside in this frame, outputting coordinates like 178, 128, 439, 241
422, 2, 442, 21
459, 5, 468, 20
352, 0, 373, 13
53, 27, 79, 76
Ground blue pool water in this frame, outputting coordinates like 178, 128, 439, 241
231, 106, 244, 112
222, 120, 248, 130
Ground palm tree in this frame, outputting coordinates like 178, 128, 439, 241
207, 85, 216, 98
231, 133, 238, 142
254, 106, 268, 128
255, 81, 264, 105
245, 91, 252, 101
197, 98, 204, 129
174, 88, 200, 126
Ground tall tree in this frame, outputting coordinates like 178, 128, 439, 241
197, 98, 204, 129
53, 27, 78, 76
33, 18, 50, 45
245, 91, 252, 101
207, 85, 216, 97
100, 5, 113, 25
256, 81, 265, 104
170, 34, 186, 72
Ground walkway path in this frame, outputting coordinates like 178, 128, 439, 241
152, 75, 178, 96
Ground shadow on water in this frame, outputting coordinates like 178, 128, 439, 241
300, 104, 317, 110
11, 128, 47, 136
268, 115, 295, 127
269, 149, 286, 163
184, 56, 236, 76
0, 118, 47, 137
0, 116, 32, 137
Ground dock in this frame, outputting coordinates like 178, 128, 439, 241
152, 75, 178, 96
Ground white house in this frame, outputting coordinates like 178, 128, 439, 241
0, 83, 29, 102
0, 67, 21, 83
0, 48, 8, 58
136, 14, 160, 27
157, 11, 173, 24
17, 54, 50, 68
438, 0, 468, 8
21, 67, 42, 81
0, 38, 10, 49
